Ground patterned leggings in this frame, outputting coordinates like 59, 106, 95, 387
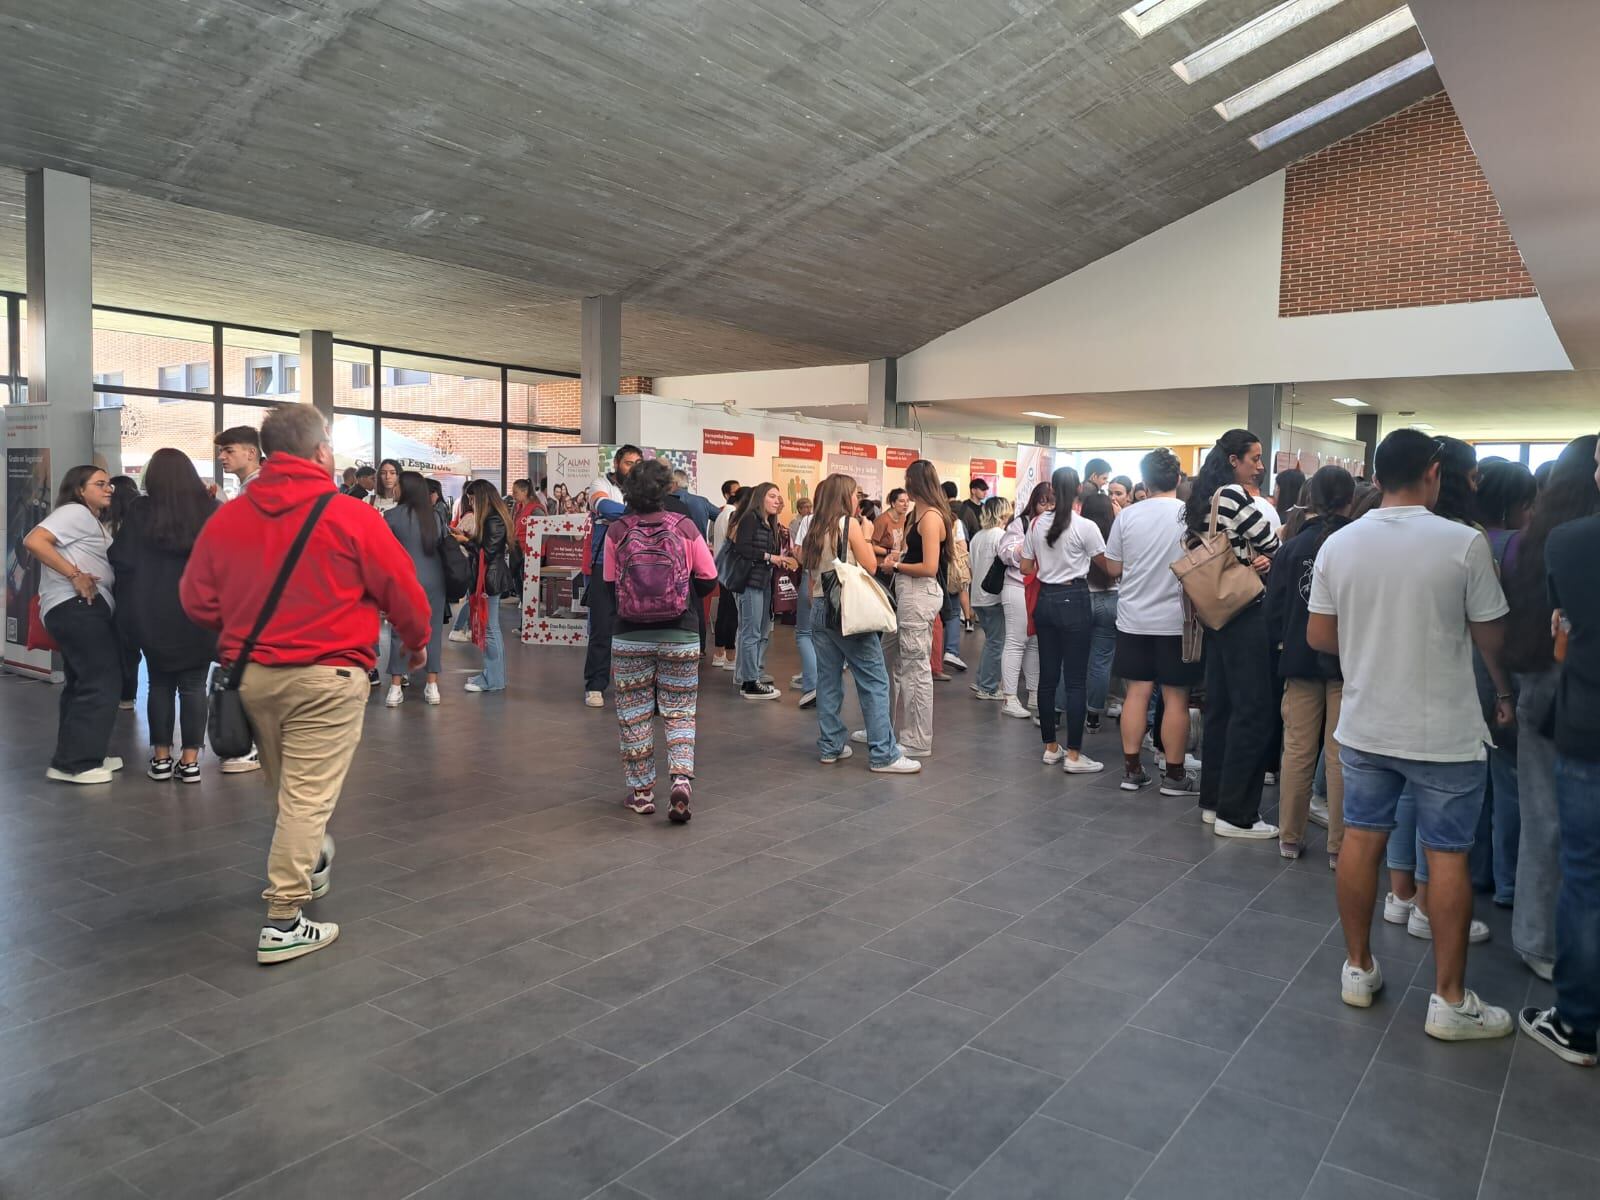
613, 637, 699, 792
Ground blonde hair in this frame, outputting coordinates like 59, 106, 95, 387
981, 496, 1013, 529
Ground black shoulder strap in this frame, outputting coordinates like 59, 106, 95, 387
228, 490, 337, 682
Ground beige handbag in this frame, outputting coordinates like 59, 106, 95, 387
831, 518, 898, 636
1169, 490, 1263, 633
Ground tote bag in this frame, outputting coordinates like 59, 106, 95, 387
824, 518, 897, 637
1169, 490, 1263, 632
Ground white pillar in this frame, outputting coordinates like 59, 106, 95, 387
25, 168, 94, 467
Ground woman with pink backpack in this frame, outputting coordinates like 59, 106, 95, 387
604, 459, 719, 823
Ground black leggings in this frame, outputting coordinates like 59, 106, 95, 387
148, 665, 209, 752
714, 587, 739, 652
1035, 580, 1093, 751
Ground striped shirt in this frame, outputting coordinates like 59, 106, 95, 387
1212, 484, 1281, 565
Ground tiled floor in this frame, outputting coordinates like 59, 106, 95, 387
1, 614, 1594, 1200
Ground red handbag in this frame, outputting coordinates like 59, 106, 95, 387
26, 595, 58, 652
1024, 572, 1041, 638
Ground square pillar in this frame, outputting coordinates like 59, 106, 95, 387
581, 295, 620, 444
1354, 413, 1381, 479
867, 357, 904, 429
25, 168, 94, 467
1033, 423, 1057, 447
1246, 383, 1284, 493
299, 329, 334, 420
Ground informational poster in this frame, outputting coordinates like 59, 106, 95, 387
969, 457, 1000, 494
778, 436, 823, 461
838, 440, 877, 459
771, 457, 820, 514
549, 445, 602, 513
884, 447, 919, 470
521, 513, 592, 646
3, 405, 55, 678
703, 429, 755, 457
1014, 444, 1055, 505
826, 451, 883, 505
651, 447, 699, 491
1277, 425, 1366, 479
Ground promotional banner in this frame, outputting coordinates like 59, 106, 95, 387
837, 440, 877, 459
521, 513, 592, 646
884, 446, 919, 470
778, 436, 823, 461
1014, 444, 1055, 505
549, 445, 602, 512
3, 405, 55, 678
771, 457, 820, 514
826, 451, 883, 504
969, 457, 1000, 493
703, 429, 755, 457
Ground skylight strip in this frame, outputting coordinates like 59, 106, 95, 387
1215, 6, 1416, 121
1248, 47, 1434, 149
1172, 0, 1348, 84
1120, 0, 1215, 38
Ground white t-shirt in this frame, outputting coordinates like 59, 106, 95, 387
1309, 506, 1509, 762
1253, 495, 1283, 533
1023, 510, 1105, 584
36, 505, 115, 617
587, 475, 618, 509
1104, 496, 1186, 636
968, 526, 1004, 608
711, 506, 734, 556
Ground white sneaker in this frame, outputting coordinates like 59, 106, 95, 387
711, 655, 727, 669
1383, 892, 1416, 924
871, 756, 923, 774
1063, 754, 1104, 775
465, 680, 485, 693
1341, 957, 1383, 1008
1308, 797, 1331, 828
851, 730, 869, 743
820, 746, 853, 764
310, 835, 335, 899
385, 684, 404, 708
1213, 818, 1279, 840
1155, 751, 1203, 773
716, 658, 736, 671
943, 652, 968, 671
103, 756, 124, 772
975, 689, 1005, 701
1002, 698, 1031, 719
423, 682, 441, 705
1406, 908, 1491, 944
1105, 702, 1123, 718
220, 748, 261, 774
584, 690, 604, 707
46, 766, 114, 785
1142, 733, 1156, 753
257, 914, 340, 964
1201, 808, 1217, 825
902, 746, 932, 758
1425, 989, 1513, 1041
447, 628, 470, 643
798, 690, 817, 710
1042, 746, 1066, 765
790, 674, 805, 690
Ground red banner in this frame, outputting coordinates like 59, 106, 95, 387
969, 458, 997, 475
884, 447, 918, 469
1003, 460, 1017, 479
837, 441, 877, 460
703, 429, 755, 457
778, 436, 823, 461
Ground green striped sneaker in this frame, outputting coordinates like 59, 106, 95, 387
257, 915, 339, 964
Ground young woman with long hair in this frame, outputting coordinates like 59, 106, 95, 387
968, 496, 1013, 701
1502, 435, 1600, 981
22, 466, 121, 784
873, 487, 912, 569
1021, 466, 1108, 772
875, 460, 951, 756
366, 459, 403, 513
1079, 491, 1119, 735
451, 478, 515, 693
801, 474, 920, 773
1187, 428, 1282, 838
727, 481, 796, 699
997, 480, 1052, 718
108, 450, 220, 782
1273, 468, 1306, 526
383, 471, 447, 707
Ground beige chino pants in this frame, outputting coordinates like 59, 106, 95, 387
883, 575, 944, 756
1279, 677, 1345, 854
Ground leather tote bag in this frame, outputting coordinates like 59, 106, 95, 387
824, 518, 897, 637
1169, 490, 1263, 632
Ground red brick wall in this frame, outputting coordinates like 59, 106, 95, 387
529, 376, 652, 432
1279, 93, 1537, 317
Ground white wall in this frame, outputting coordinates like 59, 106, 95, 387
898, 173, 1573, 405
651, 362, 869, 412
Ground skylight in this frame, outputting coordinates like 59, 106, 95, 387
1172, 0, 1348, 84
1214, 6, 1416, 121
1248, 47, 1434, 149
1120, 0, 1215, 39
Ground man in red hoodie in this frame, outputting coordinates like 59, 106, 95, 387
182, 404, 431, 963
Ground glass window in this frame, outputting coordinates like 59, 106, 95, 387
1472, 442, 1523, 464
157, 361, 211, 394
15, 298, 26, 383
93, 372, 125, 409
242, 353, 298, 397
334, 342, 374, 410
91, 311, 213, 396
509, 369, 581, 431
383, 416, 501, 489
222, 329, 300, 400
329, 413, 375, 475
117, 397, 217, 485
380, 353, 502, 422
1527, 443, 1567, 472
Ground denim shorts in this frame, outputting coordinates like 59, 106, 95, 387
1339, 746, 1486, 853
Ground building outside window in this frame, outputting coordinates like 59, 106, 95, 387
157, 361, 210, 394
244, 353, 298, 397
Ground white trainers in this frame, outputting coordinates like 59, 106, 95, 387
1406, 907, 1491, 944
385, 684, 404, 708
974, 689, 1004, 701
820, 746, 853, 764
1155, 751, 1203, 773
310, 835, 335, 899
1213, 818, 1279, 840
447, 628, 471, 643
1200, 808, 1217, 825
220, 747, 261, 774
1425, 989, 1513, 1041
103, 757, 124, 772
1263, 772, 1278, 786
851, 730, 869, 743
1383, 892, 1416, 924
1001, 697, 1031, 719
46, 766, 114, 785
790, 674, 806, 691
871, 756, 923, 774
1105, 702, 1123, 717
257, 914, 340, 964
1063, 753, 1104, 775
943, 652, 968, 671
1042, 746, 1066, 765
1341, 957, 1383, 1008
423, 682, 441, 705
1308, 797, 1331, 828
584, 690, 604, 707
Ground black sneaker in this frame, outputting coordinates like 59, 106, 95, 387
741, 682, 781, 701
175, 761, 202, 785
1519, 1006, 1598, 1067
147, 756, 174, 782
1121, 768, 1152, 791
1085, 715, 1101, 734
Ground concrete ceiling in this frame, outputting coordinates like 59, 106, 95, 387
0, 0, 1440, 373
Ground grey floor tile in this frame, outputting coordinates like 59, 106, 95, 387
1131, 878, 1253, 939
1063, 920, 1207, 1000
952, 1114, 1152, 1199
1247, 867, 1342, 925
377, 902, 568, 978
376, 847, 536, 902
625, 1072, 878, 1200
768, 824, 887, 867
1496, 1031, 1600, 1163
1201, 909, 1329, 981
794, 992, 991, 1104
1133, 1085, 1334, 1200
826, 871, 970, 929
598, 1012, 821, 1134
689, 879, 846, 942
557, 924, 745, 1007
572, 965, 776, 1063
1217, 1004, 1382, 1120
0, 932, 231, 1023
1303, 1164, 1433, 1200
913, 932, 1071, 1017
974, 972, 1143, 1077
1004, 888, 1140, 953
797, 842, 938, 894
372, 938, 589, 1028
866, 899, 1016, 970
1375, 986, 1515, 1094
1182, 842, 1289, 894
1074, 852, 1193, 905
1325, 1061, 1500, 1199
224, 1134, 438, 1200
47, 1171, 148, 1200
0, 1089, 194, 1196
1129, 820, 1220, 865
1279, 944, 1406, 1032
667, 854, 813, 906
953, 859, 1078, 915
773, 1145, 949, 1199
1022, 829, 1140, 877
847, 1048, 1061, 1189
541, 893, 719, 958
375, 873, 553, 935
1042, 1027, 1228, 1152
716, 912, 886, 986
754, 948, 935, 1038
1480, 1132, 1600, 1200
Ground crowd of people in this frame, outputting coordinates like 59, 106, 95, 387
20, 406, 1599, 1068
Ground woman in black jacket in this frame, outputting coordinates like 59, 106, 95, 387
729, 482, 796, 700
107, 449, 219, 783
451, 479, 515, 693
1266, 464, 1353, 866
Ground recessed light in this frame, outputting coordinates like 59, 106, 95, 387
1214, 6, 1417, 121
1021, 410, 1062, 420
1249, 48, 1434, 150
1331, 397, 1369, 408
1173, 0, 1347, 85
1144, 429, 1175, 436
1120, 0, 1214, 38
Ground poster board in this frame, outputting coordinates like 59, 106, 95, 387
548, 445, 603, 512
651, 447, 699, 492
825, 452, 883, 505
3, 405, 56, 679
520, 513, 592, 646
772, 457, 820, 513
1014, 444, 1055, 506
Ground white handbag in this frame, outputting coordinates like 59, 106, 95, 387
831, 518, 897, 636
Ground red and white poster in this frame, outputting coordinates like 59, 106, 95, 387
884, 446, 919, 469
778, 436, 823, 461
837, 440, 877, 460
521, 513, 592, 646
703, 429, 755, 457
968, 457, 999, 493
1003, 460, 1017, 479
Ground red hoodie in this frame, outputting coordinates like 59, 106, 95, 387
181, 453, 431, 671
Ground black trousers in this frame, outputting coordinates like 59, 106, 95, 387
119, 640, 141, 703
583, 576, 617, 693
1035, 581, 1093, 752
147, 665, 209, 751
714, 586, 739, 651
43, 597, 122, 774
1199, 601, 1276, 826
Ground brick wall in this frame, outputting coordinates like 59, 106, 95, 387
1279, 93, 1537, 317
528, 376, 652, 433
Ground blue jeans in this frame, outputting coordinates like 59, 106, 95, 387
1086, 591, 1118, 715
795, 571, 817, 693
452, 603, 470, 632
975, 604, 1004, 695
734, 586, 771, 685
811, 596, 901, 766
1034, 580, 1092, 751
1343, 747, 1486, 853
1514, 669, 1560, 968
1553, 753, 1600, 1035
943, 592, 962, 658
469, 604, 506, 691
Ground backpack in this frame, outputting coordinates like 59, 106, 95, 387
945, 531, 971, 594
610, 512, 693, 622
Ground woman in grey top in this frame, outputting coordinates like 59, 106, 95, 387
384, 471, 447, 706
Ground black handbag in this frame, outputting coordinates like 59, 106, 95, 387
207, 492, 336, 760
980, 553, 1007, 595
440, 524, 473, 602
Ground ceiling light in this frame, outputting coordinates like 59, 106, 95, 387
1410, 422, 1434, 430
1214, 6, 1416, 121
1144, 429, 1175, 436
1249, 47, 1434, 149
1331, 397, 1369, 408
1173, 0, 1347, 85
1120, 0, 1214, 38
1021, 410, 1062, 420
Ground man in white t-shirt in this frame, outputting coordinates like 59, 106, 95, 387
1103, 449, 1198, 796
1307, 429, 1516, 1041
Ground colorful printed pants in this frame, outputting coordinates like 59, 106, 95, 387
613, 637, 699, 791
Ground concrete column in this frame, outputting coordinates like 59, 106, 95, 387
581, 295, 620, 444
25, 168, 93, 467
1246, 383, 1284, 493
867, 358, 904, 429
299, 329, 334, 420
1354, 413, 1381, 479
1033, 423, 1057, 447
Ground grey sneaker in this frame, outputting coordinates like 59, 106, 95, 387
1121, 768, 1152, 791
1158, 772, 1199, 797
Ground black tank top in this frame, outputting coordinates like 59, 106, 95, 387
903, 513, 948, 588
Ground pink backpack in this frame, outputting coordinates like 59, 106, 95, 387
609, 513, 693, 623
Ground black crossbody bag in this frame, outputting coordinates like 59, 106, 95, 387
207, 492, 336, 759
